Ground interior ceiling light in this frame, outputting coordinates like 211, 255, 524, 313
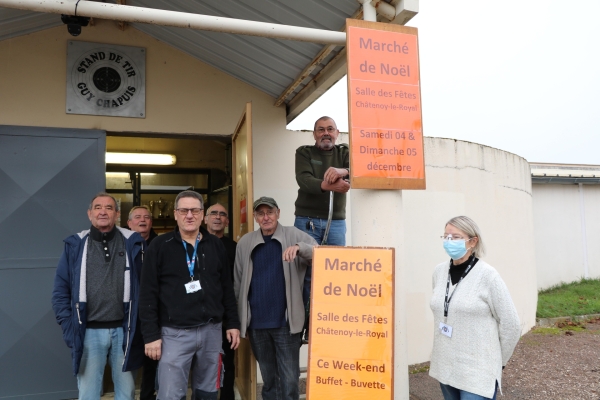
105, 172, 157, 177
106, 152, 176, 165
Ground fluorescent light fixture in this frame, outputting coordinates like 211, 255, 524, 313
106, 152, 176, 165
105, 172, 156, 177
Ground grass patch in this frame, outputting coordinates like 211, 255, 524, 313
531, 327, 562, 335
537, 278, 600, 318
408, 363, 430, 374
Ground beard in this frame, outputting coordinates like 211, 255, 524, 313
317, 136, 335, 150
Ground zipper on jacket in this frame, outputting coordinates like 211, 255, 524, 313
123, 299, 133, 366
76, 303, 82, 324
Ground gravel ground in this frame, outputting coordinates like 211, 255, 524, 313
409, 318, 600, 400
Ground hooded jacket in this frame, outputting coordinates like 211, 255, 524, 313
51, 227, 145, 375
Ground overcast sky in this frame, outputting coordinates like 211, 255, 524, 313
287, 0, 600, 165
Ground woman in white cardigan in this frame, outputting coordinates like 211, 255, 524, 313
429, 216, 521, 400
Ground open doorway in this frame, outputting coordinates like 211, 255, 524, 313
105, 134, 233, 236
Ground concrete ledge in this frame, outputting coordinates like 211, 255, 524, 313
536, 313, 600, 327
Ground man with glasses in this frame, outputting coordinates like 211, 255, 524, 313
294, 116, 350, 246
204, 203, 237, 400
51, 192, 145, 400
294, 116, 350, 341
234, 196, 317, 400
139, 190, 240, 400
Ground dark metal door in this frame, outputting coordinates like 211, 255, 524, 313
0, 126, 106, 400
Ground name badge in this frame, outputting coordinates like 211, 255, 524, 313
185, 280, 201, 294
439, 322, 453, 338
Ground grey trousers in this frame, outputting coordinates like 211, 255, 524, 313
157, 324, 223, 400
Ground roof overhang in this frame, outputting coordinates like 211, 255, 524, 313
531, 162, 600, 185
0, 0, 418, 121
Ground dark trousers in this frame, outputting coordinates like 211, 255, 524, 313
140, 356, 158, 400
221, 329, 236, 400
248, 327, 302, 400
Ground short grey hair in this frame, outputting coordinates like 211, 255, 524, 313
445, 216, 485, 258
175, 190, 204, 210
313, 116, 337, 131
89, 192, 119, 212
128, 205, 151, 220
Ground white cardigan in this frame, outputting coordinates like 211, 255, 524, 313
429, 259, 521, 398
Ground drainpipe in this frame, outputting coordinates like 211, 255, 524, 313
0, 0, 346, 45
360, 0, 419, 23
578, 183, 589, 278
360, 0, 378, 22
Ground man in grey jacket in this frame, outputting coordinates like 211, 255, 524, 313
234, 196, 317, 400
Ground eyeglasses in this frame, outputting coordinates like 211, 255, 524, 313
440, 235, 472, 241
208, 211, 228, 218
254, 210, 277, 218
176, 208, 203, 216
316, 127, 336, 133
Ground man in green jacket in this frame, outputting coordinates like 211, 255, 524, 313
294, 116, 350, 247
294, 117, 349, 336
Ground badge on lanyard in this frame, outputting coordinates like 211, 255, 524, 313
439, 322, 453, 338
183, 234, 202, 294
185, 280, 201, 293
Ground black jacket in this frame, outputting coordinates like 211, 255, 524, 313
139, 226, 240, 343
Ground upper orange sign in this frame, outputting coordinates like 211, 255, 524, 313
347, 20, 426, 190
306, 247, 395, 400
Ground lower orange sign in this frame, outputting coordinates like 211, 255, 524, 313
307, 247, 394, 400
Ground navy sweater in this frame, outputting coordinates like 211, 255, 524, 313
248, 235, 287, 329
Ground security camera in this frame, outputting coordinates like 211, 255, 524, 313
61, 14, 90, 37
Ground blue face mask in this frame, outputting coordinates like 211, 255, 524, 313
443, 239, 469, 260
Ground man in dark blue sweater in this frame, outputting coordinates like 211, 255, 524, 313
234, 197, 317, 400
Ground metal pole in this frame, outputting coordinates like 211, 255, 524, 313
360, 0, 378, 22
578, 183, 589, 278
0, 0, 347, 45
321, 191, 334, 245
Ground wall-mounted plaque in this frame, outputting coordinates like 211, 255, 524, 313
66, 41, 146, 118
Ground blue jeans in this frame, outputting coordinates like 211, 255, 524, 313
248, 327, 302, 400
294, 216, 346, 303
440, 382, 498, 400
77, 327, 135, 400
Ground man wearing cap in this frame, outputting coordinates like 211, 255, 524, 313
204, 203, 237, 400
234, 196, 317, 400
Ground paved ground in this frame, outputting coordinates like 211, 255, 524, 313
409, 318, 600, 400
98, 320, 600, 399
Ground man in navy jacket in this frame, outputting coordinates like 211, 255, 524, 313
52, 193, 144, 400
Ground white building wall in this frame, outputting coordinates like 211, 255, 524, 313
584, 185, 600, 279
533, 183, 600, 289
254, 133, 538, 367
401, 137, 537, 364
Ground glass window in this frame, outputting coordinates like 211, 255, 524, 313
140, 173, 208, 190
105, 172, 132, 190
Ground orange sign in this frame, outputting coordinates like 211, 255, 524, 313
347, 19, 425, 190
307, 247, 394, 400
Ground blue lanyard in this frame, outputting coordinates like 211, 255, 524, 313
183, 234, 201, 279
